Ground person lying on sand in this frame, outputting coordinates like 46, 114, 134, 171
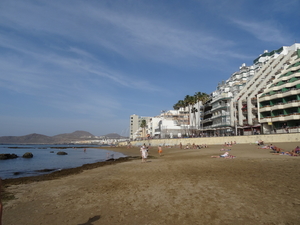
258, 145, 270, 149
220, 148, 231, 151
273, 151, 298, 156
211, 152, 236, 159
270, 144, 283, 153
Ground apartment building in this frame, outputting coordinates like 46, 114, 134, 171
209, 63, 255, 136
235, 43, 300, 135
258, 48, 300, 133
149, 109, 190, 139
129, 114, 151, 140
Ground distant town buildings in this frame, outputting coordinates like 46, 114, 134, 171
130, 43, 300, 140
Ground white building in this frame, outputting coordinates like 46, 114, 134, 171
130, 114, 151, 140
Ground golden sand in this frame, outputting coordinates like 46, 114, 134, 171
2, 142, 300, 225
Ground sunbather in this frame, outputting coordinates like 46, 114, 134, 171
211, 152, 235, 159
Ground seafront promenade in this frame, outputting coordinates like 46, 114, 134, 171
124, 132, 299, 147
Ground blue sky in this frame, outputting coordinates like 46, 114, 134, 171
0, 0, 299, 137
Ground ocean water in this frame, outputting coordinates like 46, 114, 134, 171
0, 144, 126, 179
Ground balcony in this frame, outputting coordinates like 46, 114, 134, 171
211, 122, 231, 128
203, 118, 213, 123
211, 104, 230, 112
211, 112, 230, 119
259, 88, 300, 102
252, 107, 258, 112
204, 110, 212, 115
260, 113, 300, 123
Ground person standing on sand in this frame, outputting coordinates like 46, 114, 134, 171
158, 145, 163, 156
140, 144, 148, 163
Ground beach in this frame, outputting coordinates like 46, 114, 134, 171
2, 142, 300, 225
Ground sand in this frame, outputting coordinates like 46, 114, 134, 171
2, 142, 300, 225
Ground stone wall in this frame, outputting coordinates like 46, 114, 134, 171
120, 133, 300, 147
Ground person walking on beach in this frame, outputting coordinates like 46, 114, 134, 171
158, 145, 163, 156
140, 144, 148, 163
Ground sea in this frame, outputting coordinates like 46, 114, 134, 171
0, 144, 126, 179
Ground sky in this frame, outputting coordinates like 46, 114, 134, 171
0, 0, 299, 137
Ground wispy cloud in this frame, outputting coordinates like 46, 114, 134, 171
0, 0, 246, 66
230, 19, 290, 44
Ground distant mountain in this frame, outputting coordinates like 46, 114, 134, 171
52, 131, 95, 142
0, 130, 125, 144
103, 133, 121, 138
0, 133, 55, 144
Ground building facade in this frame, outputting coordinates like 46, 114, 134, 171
258, 48, 300, 134
208, 63, 255, 136
129, 114, 151, 140
235, 43, 300, 135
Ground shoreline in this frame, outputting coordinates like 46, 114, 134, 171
2, 155, 139, 187
0, 145, 130, 181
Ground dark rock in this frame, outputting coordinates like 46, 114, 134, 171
0, 153, 18, 160
23, 152, 33, 158
57, 151, 68, 155
14, 172, 23, 175
36, 169, 56, 172
50, 151, 54, 153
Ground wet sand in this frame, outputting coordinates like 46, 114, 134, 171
2, 142, 300, 225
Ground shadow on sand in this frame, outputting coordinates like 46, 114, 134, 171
77, 215, 101, 225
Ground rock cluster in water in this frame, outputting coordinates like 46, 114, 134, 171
57, 151, 68, 155
23, 152, 34, 158
0, 153, 18, 160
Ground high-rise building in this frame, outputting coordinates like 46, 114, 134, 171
258, 47, 300, 134
207, 43, 300, 136
235, 43, 300, 135
209, 63, 255, 136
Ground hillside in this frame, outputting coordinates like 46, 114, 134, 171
0, 131, 125, 144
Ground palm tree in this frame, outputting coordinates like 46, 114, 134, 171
173, 93, 210, 137
194, 92, 210, 136
191, 106, 198, 134
184, 95, 194, 121
140, 119, 147, 140
184, 95, 195, 136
